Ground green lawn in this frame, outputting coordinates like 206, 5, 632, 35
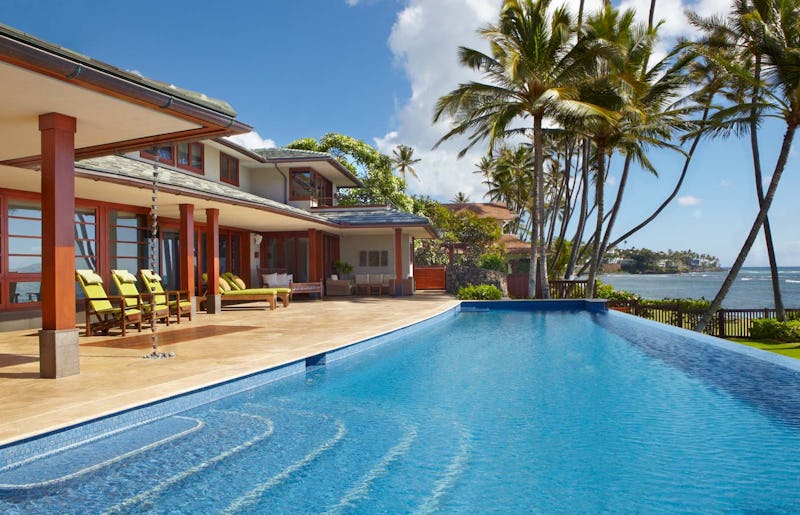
731, 338, 800, 359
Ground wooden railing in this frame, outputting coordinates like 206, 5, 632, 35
549, 280, 591, 299
607, 300, 800, 338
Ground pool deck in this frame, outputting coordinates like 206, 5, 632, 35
0, 293, 458, 447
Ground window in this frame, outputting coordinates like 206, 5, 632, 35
220, 153, 239, 186
109, 210, 149, 274
74, 208, 97, 271
141, 143, 205, 174
290, 169, 332, 206
7, 200, 42, 274
359, 250, 388, 267
140, 145, 175, 165
177, 142, 204, 174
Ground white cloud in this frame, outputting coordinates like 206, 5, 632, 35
678, 195, 703, 206
719, 179, 731, 188
224, 131, 276, 150
346, 0, 360, 5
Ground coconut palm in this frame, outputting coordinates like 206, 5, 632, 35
391, 144, 421, 180
693, 0, 800, 332
452, 191, 472, 203
434, 0, 610, 298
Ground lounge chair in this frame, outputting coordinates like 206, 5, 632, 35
203, 273, 279, 311
111, 269, 172, 327
139, 269, 192, 322
255, 272, 293, 306
355, 273, 370, 296
76, 269, 142, 336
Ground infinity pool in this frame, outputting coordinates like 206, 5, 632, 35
2, 304, 800, 512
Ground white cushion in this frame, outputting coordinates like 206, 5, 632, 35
355, 273, 370, 284
330, 274, 338, 281
275, 273, 290, 287
264, 272, 278, 287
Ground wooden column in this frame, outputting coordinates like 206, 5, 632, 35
308, 228, 319, 282
205, 208, 221, 313
38, 112, 79, 378
179, 204, 196, 315
394, 228, 403, 296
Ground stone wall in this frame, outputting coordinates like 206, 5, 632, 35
446, 265, 508, 297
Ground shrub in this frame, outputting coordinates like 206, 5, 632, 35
457, 284, 503, 300
750, 318, 800, 342
640, 297, 711, 311
594, 281, 639, 301
479, 253, 505, 272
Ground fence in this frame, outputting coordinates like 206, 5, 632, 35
413, 266, 447, 290
607, 300, 800, 338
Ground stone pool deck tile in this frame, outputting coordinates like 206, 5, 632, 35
0, 293, 458, 446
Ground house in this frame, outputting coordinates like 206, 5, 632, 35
0, 23, 435, 378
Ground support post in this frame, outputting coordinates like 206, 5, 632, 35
179, 204, 197, 315
205, 208, 221, 314
394, 228, 403, 296
38, 113, 79, 378
308, 229, 319, 282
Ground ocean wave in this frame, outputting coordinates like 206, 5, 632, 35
741, 278, 752, 281
787, 279, 800, 284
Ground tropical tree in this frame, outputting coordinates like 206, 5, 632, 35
433, 0, 609, 298
286, 133, 413, 211
452, 191, 472, 202
391, 144, 421, 180
693, 0, 800, 331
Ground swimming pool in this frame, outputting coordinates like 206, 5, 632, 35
2, 302, 800, 512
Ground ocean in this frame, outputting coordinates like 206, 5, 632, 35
599, 267, 800, 309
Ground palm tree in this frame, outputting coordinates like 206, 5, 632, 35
434, 0, 609, 298
452, 191, 472, 203
391, 144, 421, 180
693, 0, 800, 332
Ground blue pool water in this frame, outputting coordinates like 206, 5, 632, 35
3, 304, 800, 512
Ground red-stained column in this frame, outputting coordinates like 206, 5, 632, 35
38, 113, 80, 378
308, 229, 319, 282
394, 228, 403, 296
179, 204, 196, 317
205, 208, 221, 314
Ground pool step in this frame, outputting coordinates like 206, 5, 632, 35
0, 416, 202, 491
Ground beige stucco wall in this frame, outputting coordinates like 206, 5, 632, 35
338, 232, 413, 280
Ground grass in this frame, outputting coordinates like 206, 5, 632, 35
731, 338, 800, 359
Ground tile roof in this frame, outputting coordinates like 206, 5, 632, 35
499, 234, 530, 254
441, 202, 518, 221
75, 156, 434, 232
253, 148, 333, 160
313, 207, 433, 227
76, 155, 328, 222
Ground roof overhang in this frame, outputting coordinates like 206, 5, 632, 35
0, 24, 251, 167
268, 157, 363, 188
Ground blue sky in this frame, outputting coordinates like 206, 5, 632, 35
3, 0, 799, 266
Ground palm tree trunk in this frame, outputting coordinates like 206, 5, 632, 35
586, 143, 607, 298
607, 106, 709, 251
695, 123, 796, 332
565, 139, 590, 279
534, 115, 550, 298
599, 153, 632, 259
648, 0, 657, 30
749, 53, 785, 320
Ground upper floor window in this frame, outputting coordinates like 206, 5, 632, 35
220, 153, 239, 186
177, 142, 204, 174
290, 169, 332, 206
141, 142, 204, 174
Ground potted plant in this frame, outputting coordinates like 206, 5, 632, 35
333, 260, 353, 279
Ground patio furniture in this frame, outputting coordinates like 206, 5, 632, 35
111, 269, 172, 327
325, 278, 352, 296
140, 270, 192, 322
354, 274, 370, 296
291, 281, 324, 298
368, 274, 384, 296
203, 273, 278, 311
257, 272, 293, 305
76, 269, 142, 336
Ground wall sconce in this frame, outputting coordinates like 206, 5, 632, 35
252, 233, 263, 246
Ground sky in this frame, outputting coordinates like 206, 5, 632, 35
3, 0, 799, 266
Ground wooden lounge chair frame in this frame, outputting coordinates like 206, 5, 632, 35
203, 273, 279, 311
111, 269, 172, 327
140, 269, 192, 322
76, 269, 142, 336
